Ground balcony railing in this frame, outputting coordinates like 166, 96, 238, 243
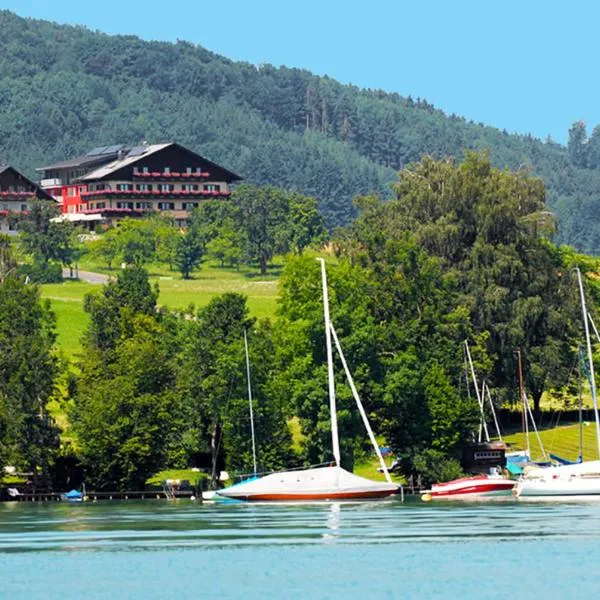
40, 178, 63, 187
81, 189, 230, 199
132, 171, 211, 179
0, 191, 37, 198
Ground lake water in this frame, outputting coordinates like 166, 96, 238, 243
2, 498, 600, 598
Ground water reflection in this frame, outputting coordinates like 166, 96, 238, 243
3, 498, 600, 554
4, 500, 600, 599
322, 502, 341, 543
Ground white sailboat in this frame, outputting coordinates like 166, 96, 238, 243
216, 259, 401, 501
516, 267, 600, 497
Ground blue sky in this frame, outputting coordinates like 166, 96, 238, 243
5, 0, 599, 143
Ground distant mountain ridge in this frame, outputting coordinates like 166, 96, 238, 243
1, 10, 599, 252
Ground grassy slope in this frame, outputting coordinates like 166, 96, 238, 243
41, 261, 280, 357
503, 421, 600, 462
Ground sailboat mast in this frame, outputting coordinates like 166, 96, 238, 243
576, 267, 600, 458
244, 329, 258, 475
330, 323, 392, 484
464, 341, 489, 442
516, 349, 531, 459
318, 258, 341, 467
578, 345, 584, 462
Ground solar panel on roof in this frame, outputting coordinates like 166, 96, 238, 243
102, 144, 125, 154
86, 146, 107, 156
127, 146, 148, 157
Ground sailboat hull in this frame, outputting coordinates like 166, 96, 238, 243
425, 475, 515, 500
223, 489, 397, 501
516, 460, 600, 497
216, 466, 399, 502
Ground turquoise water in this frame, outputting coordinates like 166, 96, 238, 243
2, 498, 600, 598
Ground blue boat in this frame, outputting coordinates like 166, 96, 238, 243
61, 489, 83, 502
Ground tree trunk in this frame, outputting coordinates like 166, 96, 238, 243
259, 253, 267, 275
531, 388, 543, 419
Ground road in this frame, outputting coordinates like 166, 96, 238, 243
62, 268, 109, 284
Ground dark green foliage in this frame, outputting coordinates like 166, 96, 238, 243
411, 449, 465, 487
0, 234, 18, 282
17, 200, 74, 279
3, 10, 600, 251
174, 232, 202, 279
83, 266, 158, 352
568, 121, 588, 167
0, 261, 59, 479
72, 313, 184, 490
177, 293, 292, 485
72, 267, 186, 489
233, 185, 289, 274
18, 260, 63, 283
340, 154, 584, 413
110, 219, 156, 267
274, 253, 478, 470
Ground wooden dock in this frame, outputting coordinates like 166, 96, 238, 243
1, 489, 197, 502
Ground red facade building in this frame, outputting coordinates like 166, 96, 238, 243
38, 142, 242, 226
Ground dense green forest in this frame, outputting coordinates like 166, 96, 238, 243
1, 10, 600, 251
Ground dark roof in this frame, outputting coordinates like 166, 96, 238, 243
77, 142, 243, 182
37, 151, 128, 171
0, 165, 54, 201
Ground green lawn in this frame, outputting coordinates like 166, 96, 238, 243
43, 283, 91, 358
354, 455, 405, 484
146, 469, 207, 487
503, 421, 600, 462
41, 263, 280, 357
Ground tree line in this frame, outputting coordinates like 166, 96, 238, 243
1, 154, 598, 489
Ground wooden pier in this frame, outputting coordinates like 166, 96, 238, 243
0, 489, 197, 502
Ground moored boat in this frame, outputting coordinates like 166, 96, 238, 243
422, 472, 515, 500
216, 465, 398, 501
217, 259, 401, 502
515, 460, 600, 497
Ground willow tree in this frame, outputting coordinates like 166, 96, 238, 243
339, 152, 583, 412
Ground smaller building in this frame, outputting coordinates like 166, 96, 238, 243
0, 165, 54, 234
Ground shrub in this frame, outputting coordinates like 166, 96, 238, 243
19, 261, 63, 283
411, 449, 464, 487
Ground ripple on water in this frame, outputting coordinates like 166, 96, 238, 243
2, 498, 600, 553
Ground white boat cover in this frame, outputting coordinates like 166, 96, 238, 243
517, 460, 600, 497
215, 466, 399, 501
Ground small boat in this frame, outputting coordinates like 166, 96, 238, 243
61, 489, 83, 502
217, 259, 400, 502
420, 343, 517, 502
422, 471, 516, 501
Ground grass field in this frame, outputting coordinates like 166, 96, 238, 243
503, 420, 600, 462
41, 261, 280, 357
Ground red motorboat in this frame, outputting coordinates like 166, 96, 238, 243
422, 471, 515, 500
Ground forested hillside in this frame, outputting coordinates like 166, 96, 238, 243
2, 10, 600, 251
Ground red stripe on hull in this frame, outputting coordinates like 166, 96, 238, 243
430, 482, 515, 497
228, 489, 398, 501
